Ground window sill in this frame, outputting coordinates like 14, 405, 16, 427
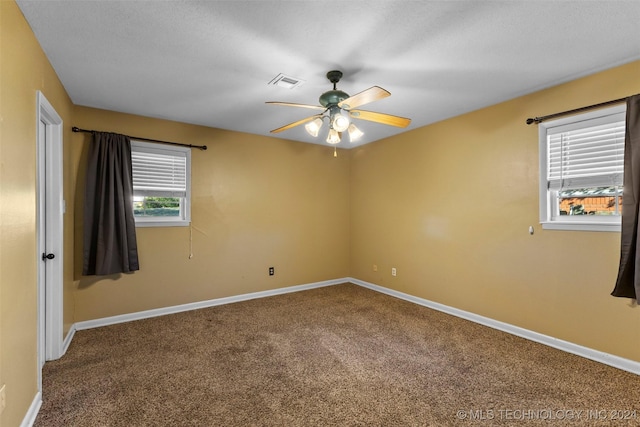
540, 221, 620, 232
135, 220, 190, 228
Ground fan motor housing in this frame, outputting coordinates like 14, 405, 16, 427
319, 90, 349, 107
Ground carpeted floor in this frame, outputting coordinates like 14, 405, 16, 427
35, 283, 640, 426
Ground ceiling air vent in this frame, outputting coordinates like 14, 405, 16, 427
268, 73, 305, 89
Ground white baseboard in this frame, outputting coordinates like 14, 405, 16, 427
348, 277, 640, 376
62, 324, 76, 355
74, 278, 346, 331
20, 391, 42, 427
68, 276, 640, 375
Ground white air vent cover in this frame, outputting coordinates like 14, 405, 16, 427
269, 73, 305, 89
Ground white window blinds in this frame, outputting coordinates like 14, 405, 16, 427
547, 113, 625, 191
131, 142, 189, 198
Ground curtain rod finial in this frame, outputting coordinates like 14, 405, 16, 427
526, 117, 541, 125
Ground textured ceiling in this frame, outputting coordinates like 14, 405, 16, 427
16, 1, 640, 148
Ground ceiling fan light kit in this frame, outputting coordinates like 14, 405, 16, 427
267, 70, 411, 149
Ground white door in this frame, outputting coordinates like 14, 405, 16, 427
37, 118, 47, 371
36, 91, 64, 383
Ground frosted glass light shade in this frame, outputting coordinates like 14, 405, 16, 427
304, 117, 323, 137
331, 113, 350, 132
347, 123, 364, 141
326, 128, 341, 144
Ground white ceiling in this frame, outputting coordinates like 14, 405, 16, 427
16, 1, 640, 148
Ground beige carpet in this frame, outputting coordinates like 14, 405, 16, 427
35, 283, 640, 426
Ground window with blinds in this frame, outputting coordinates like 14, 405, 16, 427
130, 140, 191, 227
539, 104, 626, 232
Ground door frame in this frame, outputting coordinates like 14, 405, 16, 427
36, 91, 64, 379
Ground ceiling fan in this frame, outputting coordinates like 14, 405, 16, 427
266, 70, 411, 145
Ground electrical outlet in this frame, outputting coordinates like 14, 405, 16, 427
268, 267, 274, 276
373, 264, 377, 272
391, 267, 397, 277
0, 384, 6, 415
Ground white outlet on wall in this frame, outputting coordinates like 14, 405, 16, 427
391, 267, 397, 276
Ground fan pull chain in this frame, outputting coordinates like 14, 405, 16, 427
334, 147, 337, 157
188, 223, 193, 259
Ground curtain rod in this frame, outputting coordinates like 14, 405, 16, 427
71, 127, 207, 150
525, 96, 631, 125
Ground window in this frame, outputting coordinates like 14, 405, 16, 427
131, 140, 191, 227
539, 105, 626, 232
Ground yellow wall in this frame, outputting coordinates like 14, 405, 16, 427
71, 107, 351, 321
350, 60, 640, 362
0, 1, 75, 426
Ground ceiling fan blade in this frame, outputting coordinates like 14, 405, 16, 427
349, 109, 411, 128
270, 114, 323, 133
338, 86, 390, 110
266, 101, 326, 111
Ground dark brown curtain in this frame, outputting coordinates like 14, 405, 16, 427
83, 132, 139, 275
612, 95, 640, 303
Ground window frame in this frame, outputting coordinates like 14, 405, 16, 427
131, 140, 191, 228
538, 104, 626, 232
